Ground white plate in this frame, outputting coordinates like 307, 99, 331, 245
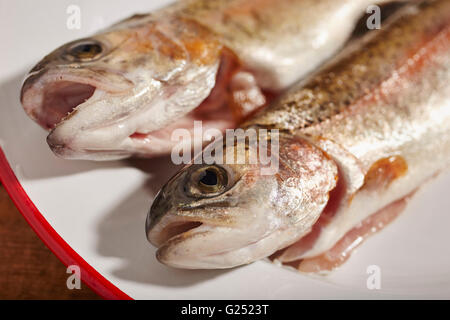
1, 0, 449, 299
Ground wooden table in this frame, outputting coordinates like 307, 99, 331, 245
0, 183, 100, 299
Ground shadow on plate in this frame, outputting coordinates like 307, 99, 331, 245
96, 155, 231, 287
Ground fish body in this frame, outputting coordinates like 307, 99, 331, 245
146, 0, 450, 270
21, 0, 396, 160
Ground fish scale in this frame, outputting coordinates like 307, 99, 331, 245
147, 0, 450, 271
246, 0, 450, 132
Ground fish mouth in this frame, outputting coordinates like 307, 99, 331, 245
21, 62, 235, 160
146, 207, 278, 269
21, 68, 133, 130
149, 219, 205, 248
33, 80, 96, 130
150, 219, 274, 269
149, 218, 229, 269
146, 190, 214, 249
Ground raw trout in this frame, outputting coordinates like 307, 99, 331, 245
21, 0, 398, 160
146, 0, 450, 271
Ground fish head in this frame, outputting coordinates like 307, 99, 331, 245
146, 134, 338, 269
21, 16, 223, 160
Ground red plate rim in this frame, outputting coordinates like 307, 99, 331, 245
0, 146, 132, 300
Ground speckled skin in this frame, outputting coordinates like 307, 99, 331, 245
248, 0, 450, 262
173, 0, 394, 89
246, 0, 450, 132
147, 0, 450, 270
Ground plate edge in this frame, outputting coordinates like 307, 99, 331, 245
0, 147, 132, 300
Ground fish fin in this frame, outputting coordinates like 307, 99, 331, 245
295, 196, 409, 273
276, 194, 412, 273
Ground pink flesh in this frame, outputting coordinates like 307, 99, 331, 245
286, 197, 408, 273
39, 81, 96, 130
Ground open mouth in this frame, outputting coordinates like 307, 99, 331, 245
21, 76, 97, 130
150, 220, 204, 247
39, 81, 96, 129
21, 67, 134, 132
20, 61, 258, 159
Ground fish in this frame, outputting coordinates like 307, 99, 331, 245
20, 0, 401, 160
145, 0, 450, 271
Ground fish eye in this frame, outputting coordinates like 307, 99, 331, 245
65, 40, 104, 62
187, 165, 229, 197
